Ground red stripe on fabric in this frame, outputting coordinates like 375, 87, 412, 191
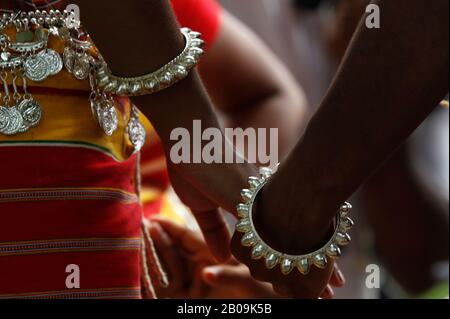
0, 201, 142, 242
0, 146, 137, 193
140, 138, 170, 189
0, 250, 141, 295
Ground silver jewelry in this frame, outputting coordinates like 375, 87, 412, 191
0, 106, 23, 136
236, 167, 354, 275
64, 38, 93, 80
10, 29, 55, 83
0, 71, 24, 136
18, 98, 42, 129
18, 74, 42, 131
127, 105, 147, 152
95, 28, 205, 96
97, 96, 118, 136
23, 53, 49, 82
90, 95, 118, 137
39, 49, 63, 76
1, 10, 203, 145
88, 74, 118, 137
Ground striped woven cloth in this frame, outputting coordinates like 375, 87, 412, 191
0, 0, 221, 299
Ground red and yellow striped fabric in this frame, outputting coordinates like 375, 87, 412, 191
0, 0, 221, 299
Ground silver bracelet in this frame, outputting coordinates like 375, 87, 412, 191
94, 28, 204, 97
1, 10, 205, 155
236, 167, 354, 275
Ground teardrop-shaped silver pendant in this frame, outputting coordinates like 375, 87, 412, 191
127, 106, 147, 152
72, 53, 90, 80
63, 47, 75, 73
97, 99, 118, 136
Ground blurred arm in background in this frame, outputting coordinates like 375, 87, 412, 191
200, 11, 308, 158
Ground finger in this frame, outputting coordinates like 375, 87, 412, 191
232, 231, 334, 299
231, 232, 272, 283
190, 262, 211, 299
203, 264, 281, 299
320, 285, 335, 299
149, 222, 187, 293
272, 284, 295, 299
202, 265, 252, 287
192, 208, 232, 263
151, 216, 215, 262
282, 264, 336, 299
329, 264, 346, 287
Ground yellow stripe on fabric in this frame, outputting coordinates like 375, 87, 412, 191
141, 188, 185, 225
1, 27, 158, 162
0, 94, 135, 161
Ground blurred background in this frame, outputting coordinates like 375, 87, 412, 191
219, 0, 449, 299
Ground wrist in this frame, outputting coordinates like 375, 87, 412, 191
253, 172, 339, 254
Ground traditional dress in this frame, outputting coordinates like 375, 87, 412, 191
0, 0, 221, 299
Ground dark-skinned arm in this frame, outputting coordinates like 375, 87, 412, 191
232, 0, 448, 298
71, 0, 256, 262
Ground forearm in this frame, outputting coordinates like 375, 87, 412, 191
73, 0, 222, 149
200, 11, 308, 159
224, 93, 306, 160
73, 0, 182, 75
259, 0, 449, 250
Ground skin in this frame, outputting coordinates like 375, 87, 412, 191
199, 11, 308, 157
5, 0, 336, 298
232, 0, 449, 298
68, 0, 344, 298
327, 0, 449, 294
146, 10, 322, 298
149, 216, 344, 299
67, 0, 256, 263
5, 0, 447, 299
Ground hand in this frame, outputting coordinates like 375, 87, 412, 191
231, 173, 346, 299
149, 217, 343, 299
166, 158, 258, 262
149, 217, 277, 299
231, 234, 344, 299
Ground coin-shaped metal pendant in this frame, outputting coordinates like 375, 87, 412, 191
18, 99, 42, 128
0, 106, 10, 134
72, 53, 90, 80
24, 54, 49, 82
127, 117, 147, 152
98, 101, 118, 136
63, 47, 75, 73
39, 49, 63, 76
1, 107, 24, 136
